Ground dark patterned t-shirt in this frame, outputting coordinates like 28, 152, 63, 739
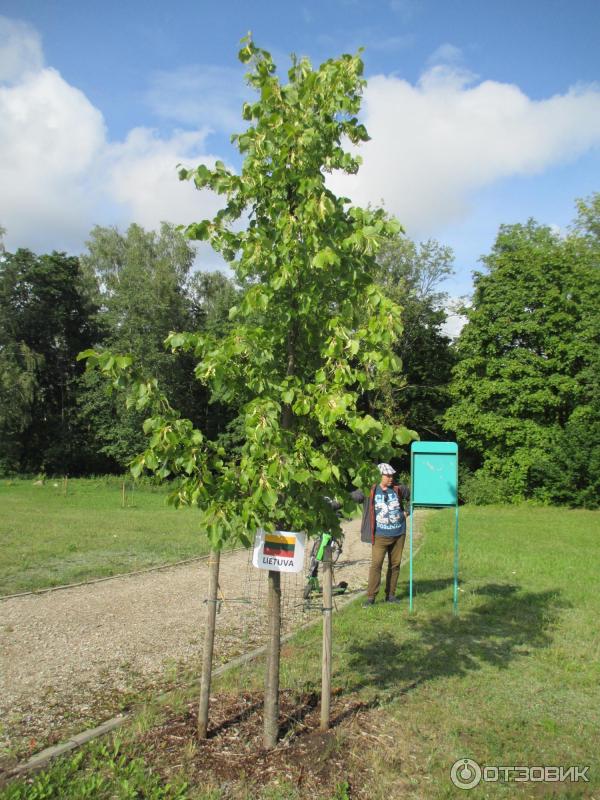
374, 486, 405, 537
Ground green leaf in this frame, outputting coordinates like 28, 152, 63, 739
319, 466, 332, 482
312, 247, 340, 269
347, 339, 359, 357
394, 427, 418, 445
194, 164, 212, 185
168, 333, 186, 348
77, 348, 97, 362
130, 459, 144, 479
294, 469, 311, 484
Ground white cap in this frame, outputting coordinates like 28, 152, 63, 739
377, 463, 396, 475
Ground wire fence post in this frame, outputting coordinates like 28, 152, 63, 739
198, 549, 220, 739
264, 569, 281, 749
320, 542, 332, 731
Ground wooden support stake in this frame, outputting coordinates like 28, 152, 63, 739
264, 569, 281, 749
320, 542, 332, 731
121, 482, 126, 509
198, 549, 220, 739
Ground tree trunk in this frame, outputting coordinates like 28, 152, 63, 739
198, 549, 220, 739
263, 569, 281, 749
320, 542, 332, 731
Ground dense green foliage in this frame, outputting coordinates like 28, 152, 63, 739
445, 195, 600, 505
0, 249, 100, 474
0, 227, 238, 475
0, 223, 452, 482
78, 223, 236, 468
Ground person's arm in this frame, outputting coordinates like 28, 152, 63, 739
396, 483, 410, 516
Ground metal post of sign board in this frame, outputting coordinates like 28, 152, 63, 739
409, 441, 459, 615
453, 504, 459, 612
409, 508, 414, 611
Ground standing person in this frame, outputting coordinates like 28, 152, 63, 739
352, 463, 410, 606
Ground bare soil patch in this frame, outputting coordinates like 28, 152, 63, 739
140, 690, 377, 800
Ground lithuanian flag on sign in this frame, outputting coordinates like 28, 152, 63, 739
263, 533, 296, 558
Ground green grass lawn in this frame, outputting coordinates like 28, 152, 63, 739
213, 504, 600, 798
3, 505, 599, 799
0, 478, 218, 595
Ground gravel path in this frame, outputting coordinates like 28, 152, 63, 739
0, 514, 425, 765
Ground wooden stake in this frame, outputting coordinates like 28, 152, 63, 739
121, 482, 126, 509
198, 549, 220, 739
264, 569, 281, 749
320, 542, 332, 731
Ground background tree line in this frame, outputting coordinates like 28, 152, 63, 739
0, 223, 239, 476
0, 193, 598, 507
446, 194, 600, 507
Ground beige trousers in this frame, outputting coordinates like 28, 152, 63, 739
366, 534, 406, 600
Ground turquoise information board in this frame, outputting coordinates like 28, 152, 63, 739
409, 441, 459, 614
411, 441, 458, 507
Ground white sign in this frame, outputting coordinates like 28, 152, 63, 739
252, 529, 306, 573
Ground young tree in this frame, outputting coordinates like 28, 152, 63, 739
83, 38, 414, 747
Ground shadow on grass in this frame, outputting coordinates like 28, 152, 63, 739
345, 582, 569, 697
397, 576, 460, 596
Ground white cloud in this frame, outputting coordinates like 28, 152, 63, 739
330, 67, 600, 236
0, 66, 106, 251
0, 19, 227, 255
0, 16, 43, 83
107, 126, 227, 230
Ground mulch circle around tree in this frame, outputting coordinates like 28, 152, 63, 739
140, 690, 374, 798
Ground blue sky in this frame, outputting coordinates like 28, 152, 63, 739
1, 0, 599, 324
